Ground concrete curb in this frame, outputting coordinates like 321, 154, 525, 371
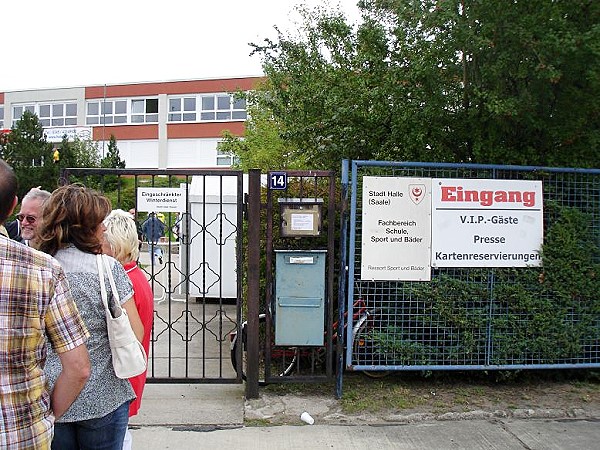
244, 392, 600, 426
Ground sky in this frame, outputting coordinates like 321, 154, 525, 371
2, 0, 361, 92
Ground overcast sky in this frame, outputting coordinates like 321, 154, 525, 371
2, 0, 360, 92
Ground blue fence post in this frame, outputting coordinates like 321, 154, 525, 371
336, 160, 350, 398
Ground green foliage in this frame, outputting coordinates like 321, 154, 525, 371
244, 1, 599, 169
58, 136, 101, 185
101, 135, 126, 169
100, 135, 125, 191
68, 137, 101, 168
0, 111, 59, 199
218, 86, 308, 171
491, 206, 600, 363
102, 179, 136, 212
0, 112, 104, 200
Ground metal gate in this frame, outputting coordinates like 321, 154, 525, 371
62, 168, 244, 383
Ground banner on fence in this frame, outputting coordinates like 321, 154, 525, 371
431, 178, 543, 268
361, 176, 432, 281
360, 177, 544, 279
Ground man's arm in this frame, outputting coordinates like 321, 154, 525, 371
51, 344, 91, 419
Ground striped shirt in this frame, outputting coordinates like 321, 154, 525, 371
0, 236, 89, 449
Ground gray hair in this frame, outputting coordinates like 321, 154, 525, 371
103, 209, 140, 264
23, 187, 51, 203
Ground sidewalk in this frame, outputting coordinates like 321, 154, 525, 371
129, 383, 600, 449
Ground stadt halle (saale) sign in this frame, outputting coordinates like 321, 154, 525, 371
361, 177, 543, 281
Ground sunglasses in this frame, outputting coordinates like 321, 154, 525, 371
16, 214, 37, 224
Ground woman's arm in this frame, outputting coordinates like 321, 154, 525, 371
122, 298, 144, 342
52, 344, 91, 418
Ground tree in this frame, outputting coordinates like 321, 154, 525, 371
218, 85, 307, 171
0, 110, 58, 199
69, 137, 101, 168
242, 1, 599, 170
57, 135, 101, 185
383, 0, 600, 167
248, 5, 396, 170
101, 134, 126, 169
100, 134, 125, 191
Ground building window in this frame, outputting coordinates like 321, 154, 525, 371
216, 149, 235, 166
12, 104, 36, 126
86, 100, 127, 125
201, 94, 243, 121
168, 93, 247, 123
131, 98, 158, 123
0, 105, 4, 128
13, 103, 77, 127
38, 102, 77, 127
168, 97, 196, 122
231, 97, 247, 120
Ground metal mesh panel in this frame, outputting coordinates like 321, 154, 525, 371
346, 162, 600, 371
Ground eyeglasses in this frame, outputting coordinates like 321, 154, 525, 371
16, 214, 37, 224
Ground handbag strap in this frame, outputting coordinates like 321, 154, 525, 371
103, 255, 121, 306
97, 254, 123, 317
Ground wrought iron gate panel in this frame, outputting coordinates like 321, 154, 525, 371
62, 168, 244, 383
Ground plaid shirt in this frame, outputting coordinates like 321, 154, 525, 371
0, 236, 89, 449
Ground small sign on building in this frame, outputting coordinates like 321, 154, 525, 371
43, 127, 92, 143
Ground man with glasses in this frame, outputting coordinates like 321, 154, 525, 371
15, 187, 51, 246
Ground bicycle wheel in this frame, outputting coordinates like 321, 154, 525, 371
351, 309, 391, 378
230, 314, 298, 381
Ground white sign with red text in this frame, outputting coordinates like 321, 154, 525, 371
361, 176, 432, 281
431, 178, 543, 267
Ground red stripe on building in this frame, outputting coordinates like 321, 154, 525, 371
85, 77, 263, 99
93, 125, 158, 141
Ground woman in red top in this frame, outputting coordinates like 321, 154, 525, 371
102, 209, 154, 450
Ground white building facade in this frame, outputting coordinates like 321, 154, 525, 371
0, 77, 261, 169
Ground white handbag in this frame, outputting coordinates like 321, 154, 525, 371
97, 254, 147, 379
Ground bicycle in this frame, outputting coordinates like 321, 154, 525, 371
229, 297, 390, 380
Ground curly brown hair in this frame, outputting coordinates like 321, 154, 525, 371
37, 184, 111, 256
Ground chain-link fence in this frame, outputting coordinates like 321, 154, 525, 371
343, 161, 600, 373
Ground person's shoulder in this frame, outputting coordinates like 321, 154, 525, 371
5, 220, 20, 239
1, 237, 60, 269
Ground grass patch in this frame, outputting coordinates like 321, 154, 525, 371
341, 379, 425, 414
257, 369, 600, 416
244, 418, 275, 427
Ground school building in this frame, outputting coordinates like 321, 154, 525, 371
0, 76, 262, 168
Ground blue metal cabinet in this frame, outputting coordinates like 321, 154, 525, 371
274, 250, 326, 346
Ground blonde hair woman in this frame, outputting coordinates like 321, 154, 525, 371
103, 209, 154, 450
